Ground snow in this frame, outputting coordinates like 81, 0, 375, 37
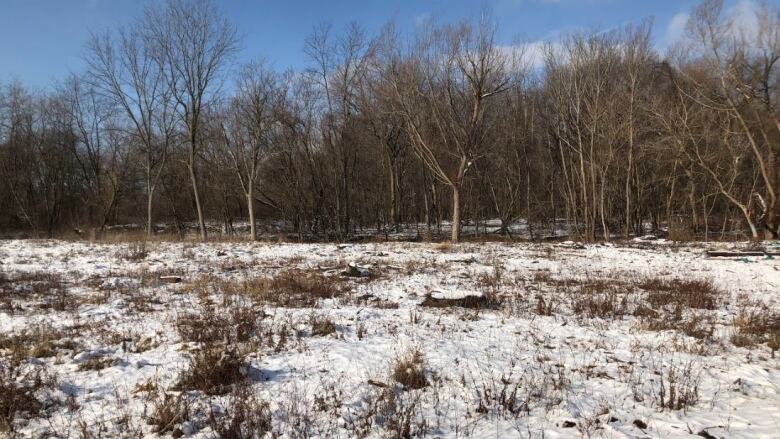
1, 239, 779, 438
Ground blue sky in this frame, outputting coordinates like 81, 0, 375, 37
0, 0, 774, 89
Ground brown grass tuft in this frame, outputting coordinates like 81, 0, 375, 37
391, 349, 427, 390
640, 278, 720, 310
0, 359, 49, 433
310, 314, 337, 336
217, 270, 345, 308
207, 385, 272, 438
176, 346, 246, 395
146, 390, 189, 435
731, 306, 780, 351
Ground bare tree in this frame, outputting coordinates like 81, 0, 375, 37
61, 75, 126, 234
670, 0, 780, 238
387, 18, 513, 242
86, 22, 175, 237
219, 62, 281, 240
144, 0, 239, 240
305, 22, 373, 238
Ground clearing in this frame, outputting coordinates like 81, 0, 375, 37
0, 239, 779, 438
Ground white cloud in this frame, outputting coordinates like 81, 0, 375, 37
728, 0, 760, 41
498, 41, 565, 70
414, 12, 432, 28
663, 0, 762, 49
664, 11, 690, 48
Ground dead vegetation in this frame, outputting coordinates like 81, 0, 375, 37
120, 242, 149, 261
176, 302, 263, 345
642, 310, 715, 340
391, 348, 428, 390
731, 303, 780, 353
639, 278, 720, 310
1, 240, 778, 437
0, 359, 52, 433
176, 346, 247, 395
0, 271, 73, 312
654, 362, 701, 412
420, 293, 498, 310
77, 355, 115, 372
146, 389, 190, 435
571, 285, 632, 319
211, 269, 346, 308
309, 314, 337, 336
208, 385, 272, 439
0, 325, 80, 365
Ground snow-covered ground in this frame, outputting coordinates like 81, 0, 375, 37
1, 239, 779, 438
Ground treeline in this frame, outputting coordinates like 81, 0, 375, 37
0, 0, 778, 241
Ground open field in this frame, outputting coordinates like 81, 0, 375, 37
1, 239, 779, 438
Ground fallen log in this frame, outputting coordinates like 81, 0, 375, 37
159, 275, 183, 283
420, 293, 498, 309
706, 250, 777, 257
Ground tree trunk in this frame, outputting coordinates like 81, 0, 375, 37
146, 185, 154, 237
189, 163, 207, 241
451, 185, 461, 243
388, 163, 396, 231
248, 186, 256, 241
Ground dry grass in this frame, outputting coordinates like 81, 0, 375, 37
431, 242, 453, 252
572, 289, 630, 319
176, 303, 262, 345
655, 362, 701, 412
216, 270, 345, 308
77, 355, 114, 372
534, 295, 557, 316
119, 242, 149, 261
0, 271, 64, 296
176, 346, 247, 395
207, 385, 272, 438
0, 325, 79, 365
640, 278, 720, 310
731, 305, 780, 352
0, 359, 50, 433
310, 314, 337, 336
146, 390, 190, 435
0, 271, 74, 312
391, 348, 427, 390
642, 310, 714, 339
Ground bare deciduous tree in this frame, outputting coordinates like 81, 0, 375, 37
387, 18, 513, 242
144, 0, 239, 241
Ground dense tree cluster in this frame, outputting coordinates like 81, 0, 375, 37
0, 0, 778, 241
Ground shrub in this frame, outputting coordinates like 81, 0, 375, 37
0, 360, 48, 433
176, 303, 261, 345
120, 242, 148, 261
147, 390, 189, 435
224, 270, 345, 308
731, 307, 780, 352
208, 385, 272, 439
640, 278, 720, 310
310, 314, 337, 337
176, 347, 246, 395
655, 362, 701, 411
391, 349, 427, 390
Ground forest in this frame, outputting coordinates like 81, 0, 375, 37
0, 0, 778, 242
